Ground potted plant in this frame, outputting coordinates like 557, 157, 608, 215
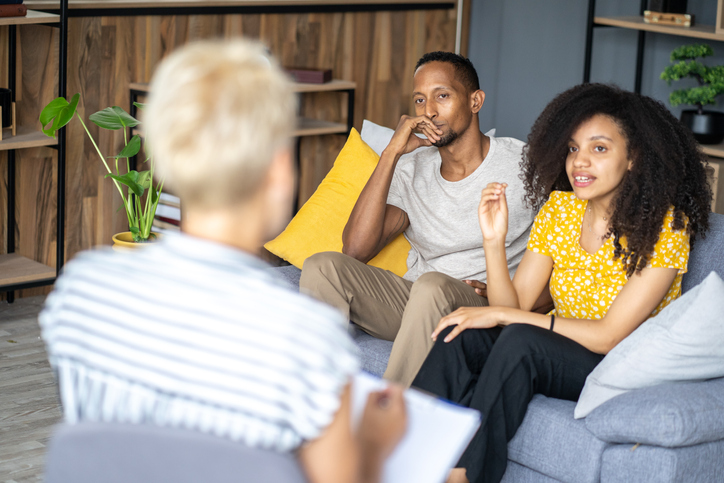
661, 43, 724, 144
40, 94, 163, 246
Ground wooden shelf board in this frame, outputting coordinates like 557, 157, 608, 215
296, 119, 347, 137
129, 82, 149, 92
594, 16, 724, 41
293, 79, 356, 92
0, 10, 59, 26
133, 118, 347, 137
0, 127, 58, 151
701, 143, 724, 158
0, 254, 55, 287
27, 0, 451, 9
131, 78, 356, 94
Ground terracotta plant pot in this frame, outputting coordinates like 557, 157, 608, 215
680, 110, 724, 145
112, 232, 161, 251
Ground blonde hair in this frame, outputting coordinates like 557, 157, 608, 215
144, 39, 296, 208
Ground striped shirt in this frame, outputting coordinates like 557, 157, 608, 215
40, 232, 359, 452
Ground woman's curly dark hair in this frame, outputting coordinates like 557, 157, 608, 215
522, 83, 711, 277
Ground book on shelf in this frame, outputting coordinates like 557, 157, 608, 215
155, 215, 180, 227
159, 192, 180, 208
285, 67, 332, 84
152, 219, 180, 233
643, 10, 694, 27
153, 193, 181, 233
0, 4, 26, 17
155, 200, 181, 221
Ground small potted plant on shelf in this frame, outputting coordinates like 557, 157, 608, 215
661, 43, 724, 144
40, 94, 163, 247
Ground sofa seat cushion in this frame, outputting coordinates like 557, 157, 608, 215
585, 377, 724, 447
350, 325, 393, 377
271, 265, 302, 288
507, 395, 608, 483
600, 439, 724, 483
501, 461, 560, 482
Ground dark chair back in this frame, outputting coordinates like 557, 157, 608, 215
45, 422, 308, 483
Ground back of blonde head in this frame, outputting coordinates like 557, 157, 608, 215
144, 39, 296, 209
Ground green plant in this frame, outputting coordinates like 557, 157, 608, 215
661, 43, 724, 115
40, 94, 163, 242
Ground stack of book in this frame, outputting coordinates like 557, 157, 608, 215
153, 193, 181, 233
0, 0, 27, 18
285, 67, 332, 84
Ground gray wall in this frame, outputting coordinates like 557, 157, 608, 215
469, 0, 724, 141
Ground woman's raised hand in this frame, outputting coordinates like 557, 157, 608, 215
478, 182, 509, 243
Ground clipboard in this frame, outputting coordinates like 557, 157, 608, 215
351, 372, 482, 483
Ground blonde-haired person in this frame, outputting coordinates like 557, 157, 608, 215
40, 39, 405, 483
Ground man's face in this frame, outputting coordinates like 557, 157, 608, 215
412, 62, 474, 148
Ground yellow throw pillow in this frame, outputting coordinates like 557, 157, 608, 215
264, 128, 410, 277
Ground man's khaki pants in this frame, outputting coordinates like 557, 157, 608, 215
300, 251, 488, 387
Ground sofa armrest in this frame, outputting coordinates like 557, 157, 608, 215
585, 377, 724, 447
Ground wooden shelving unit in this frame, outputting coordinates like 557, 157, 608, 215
129, 79, 355, 213
0, 128, 58, 151
584, 0, 724, 214
593, 16, 724, 41
700, 143, 724, 158
296, 118, 348, 136
0, 10, 59, 25
701, 145, 724, 214
25, 0, 452, 9
293, 79, 356, 93
0, 254, 56, 286
1, 2, 68, 300
129, 79, 356, 137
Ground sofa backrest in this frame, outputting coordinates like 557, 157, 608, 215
45, 422, 308, 483
271, 213, 724, 295
683, 212, 724, 293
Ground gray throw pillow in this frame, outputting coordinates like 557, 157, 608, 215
575, 271, 724, 419
585, 377, 724, 447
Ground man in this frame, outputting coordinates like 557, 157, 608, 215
301, 51, 539, 387
40, 40, 405, 483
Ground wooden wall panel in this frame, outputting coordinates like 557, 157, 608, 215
1, 6, 457, 298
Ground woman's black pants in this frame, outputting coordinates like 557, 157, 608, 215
411, 323, 604, 483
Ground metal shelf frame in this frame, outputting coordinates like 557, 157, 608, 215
583, 0, 649, 93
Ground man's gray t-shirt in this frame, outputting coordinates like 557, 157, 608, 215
387, 135, 535, 282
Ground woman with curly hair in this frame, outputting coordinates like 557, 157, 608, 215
411, 83, 712, 483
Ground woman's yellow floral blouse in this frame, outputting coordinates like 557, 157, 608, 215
527, 191, 689, 319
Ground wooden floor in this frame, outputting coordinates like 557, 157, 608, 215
0, 296, 61, 483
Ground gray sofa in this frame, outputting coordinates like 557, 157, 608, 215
273, 211, 724, 482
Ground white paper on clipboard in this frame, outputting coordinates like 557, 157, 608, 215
351, 372, 482, 483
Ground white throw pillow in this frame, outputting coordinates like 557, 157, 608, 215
574, 271, 724, 419
360, 119, 396, 156
360, 119, 496, 156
